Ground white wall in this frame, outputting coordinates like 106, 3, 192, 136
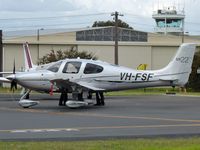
3, 42, 185, 73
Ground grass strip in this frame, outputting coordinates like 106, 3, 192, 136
1, 137, 200, 150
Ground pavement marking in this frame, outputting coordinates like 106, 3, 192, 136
11, 130, 27, 133
1, 106, 200, 124
66, 112, 200, 123
77, 123, 200, 130
7, 128, 79, 133
0, 107, 51, 113
1, 124, 200, 134
166, 94, 200, 98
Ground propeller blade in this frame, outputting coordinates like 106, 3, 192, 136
10, 59, 17, 92
13, 59, 16, 74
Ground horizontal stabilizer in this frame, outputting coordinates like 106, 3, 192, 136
159, 78, 178, 81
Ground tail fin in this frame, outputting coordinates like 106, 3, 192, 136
23, 42, 34, 71
158, 43, 196, 86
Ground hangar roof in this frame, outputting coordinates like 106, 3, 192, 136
2, 27, 200, 45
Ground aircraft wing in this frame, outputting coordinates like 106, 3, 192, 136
0, 72, 23, 75
0, 77, 11, 83
0, 72, 13, 75
76, 81, 105, 91
51, 79, 105, 91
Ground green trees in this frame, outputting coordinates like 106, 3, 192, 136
187, 50, 200, 91
92, 19, 133, 29
38, 46, 97, 64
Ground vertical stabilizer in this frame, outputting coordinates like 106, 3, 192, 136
158, 43, 196, 86
23, 42, 34, 70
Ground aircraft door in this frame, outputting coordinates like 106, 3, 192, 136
62, 61, 82, 81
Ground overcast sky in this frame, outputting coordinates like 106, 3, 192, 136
0, 0, 200, 35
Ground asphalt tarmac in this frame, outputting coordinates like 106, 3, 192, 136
0, 93, 200, 141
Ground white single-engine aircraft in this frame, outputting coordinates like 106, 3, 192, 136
0, 43, 196, 108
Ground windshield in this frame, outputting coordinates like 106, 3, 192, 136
47, 61, 62, 72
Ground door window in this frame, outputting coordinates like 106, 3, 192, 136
62, 61, 82, 74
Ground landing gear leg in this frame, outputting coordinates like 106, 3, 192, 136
63, 92, 68, 106
20, 88, 30, 99
59, 93, 63, 106
87, 91, 92, 99
95, 92, 105, 106
18, 90, 39, 108
59, 89, 68, 106
95, 92, 101, 106
25, 93, 30, 99
20, 89, 31, 101
78, 92, 83, 101
99, 92, 105, 106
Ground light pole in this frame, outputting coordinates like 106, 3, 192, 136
181, 18, 185, 43
37, 28, 44, 61
0, 30, 2, 86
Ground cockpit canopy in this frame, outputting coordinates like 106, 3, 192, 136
47, 60, 104, 74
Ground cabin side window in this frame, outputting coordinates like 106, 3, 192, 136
62, 61, 82, 74
84, 63, 103, 74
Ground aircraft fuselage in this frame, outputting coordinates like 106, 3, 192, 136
13, 59, 173, 93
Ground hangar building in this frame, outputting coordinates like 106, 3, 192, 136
1, 27, 200, 75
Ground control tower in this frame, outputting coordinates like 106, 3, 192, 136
152, 6, 185, 35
